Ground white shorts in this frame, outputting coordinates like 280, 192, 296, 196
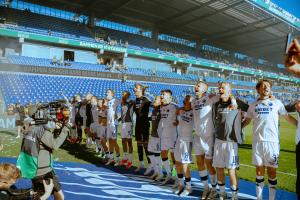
213, 139, 239, 169
160, 128, 177, 151
106, 125, 117, 139
252, 142, 279, 168
90, 122, 99, 134
193, 135, 214, 159
147, 136, 161, 153
174, 139, 193, 164
121, 122, 133, 139
90, 123, 106, 138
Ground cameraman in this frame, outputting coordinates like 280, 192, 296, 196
0, 163, 53, 200
17, 105, 71, 200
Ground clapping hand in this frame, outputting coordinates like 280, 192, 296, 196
285, 39, 300, 77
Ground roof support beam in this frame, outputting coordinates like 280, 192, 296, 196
159, 1, 244, 33
205, 17, 273, 40
209, 21, 281, 42
155, 0, 219, 26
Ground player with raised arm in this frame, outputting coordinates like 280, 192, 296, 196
159, 89, 178, 184
174, 95, 194, 196
191, 81, 219, 199
243, 79, 297, 200
105, 89, 121, 166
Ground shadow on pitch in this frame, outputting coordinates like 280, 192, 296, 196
239, 144, 295, 153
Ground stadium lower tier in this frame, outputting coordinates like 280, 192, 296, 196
0, 71, 195, 105
2, 71, 298, 106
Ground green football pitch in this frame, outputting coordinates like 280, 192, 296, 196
0, 116, 297, 193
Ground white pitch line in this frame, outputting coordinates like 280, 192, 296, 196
239, 163, 296, 177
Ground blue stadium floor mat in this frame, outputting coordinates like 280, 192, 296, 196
0, 157, 297, 200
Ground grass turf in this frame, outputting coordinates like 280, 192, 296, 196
0, 116, 297, 193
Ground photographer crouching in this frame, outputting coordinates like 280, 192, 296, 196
16, 101, 71, 200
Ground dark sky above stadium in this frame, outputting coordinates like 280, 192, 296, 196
272, 0, 300, 18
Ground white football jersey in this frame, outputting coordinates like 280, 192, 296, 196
159, 102, 178, 128
92, 105, 99, 123
246, 99, 287, 143
107, 98, 120, 127
192, 95, 218, 137
177, 109, 194, 141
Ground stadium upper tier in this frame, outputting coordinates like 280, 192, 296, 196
7, 55, 261, 87
0, 7, 95, 42
0, 6, 294, 82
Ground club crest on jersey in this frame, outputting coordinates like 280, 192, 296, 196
269, 102, 273, 106
194, 101, 205, 110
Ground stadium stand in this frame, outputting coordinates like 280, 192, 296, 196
0, 6, 293, 79
0, 71, 194, 105
0, 7, 95, 42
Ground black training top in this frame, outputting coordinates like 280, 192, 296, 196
134, 96, 151, 124
150, 106, 161, 137
212, 98, 249, 142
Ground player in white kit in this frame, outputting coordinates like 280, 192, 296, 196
159, 89, 178, 184
174, 95, 194, 196
105, 89, 121, 166
90, 98, 109, 158
191, 81, 219, 199
243, 79, 297, 200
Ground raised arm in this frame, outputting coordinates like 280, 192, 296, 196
242, 117, 252, 128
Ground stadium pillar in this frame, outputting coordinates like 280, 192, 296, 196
196, 39, 203, 54
89, 13, 95, 27
152, 27, 159, 45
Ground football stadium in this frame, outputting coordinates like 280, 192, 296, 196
0, 0, 300, 199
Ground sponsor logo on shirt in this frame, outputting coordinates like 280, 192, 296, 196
254, 106, 273, 114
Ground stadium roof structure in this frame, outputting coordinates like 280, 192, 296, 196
26, 0, 300, 64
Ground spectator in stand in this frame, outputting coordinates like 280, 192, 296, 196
51, 56, 57, 66
59, 57, 64, 66
48, 29, 52, 36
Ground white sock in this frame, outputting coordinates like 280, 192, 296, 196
17, 126, 21, 137
95, 139, 101, 151
148, 155, 156, 171
199, 170, 209, 189
123, 152, 128, 160
128, 153, 133, 162
162, 159, 171, 175
115, 154, 120, 162
155, 156, 163, 174
185, 177, 192, 187
268, 178, 277, 200
177, 174, 184, 185
210, 173, 217, 190
218, 181, 225, 194
256, 176, 264, 200
231, 185, 238, 197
